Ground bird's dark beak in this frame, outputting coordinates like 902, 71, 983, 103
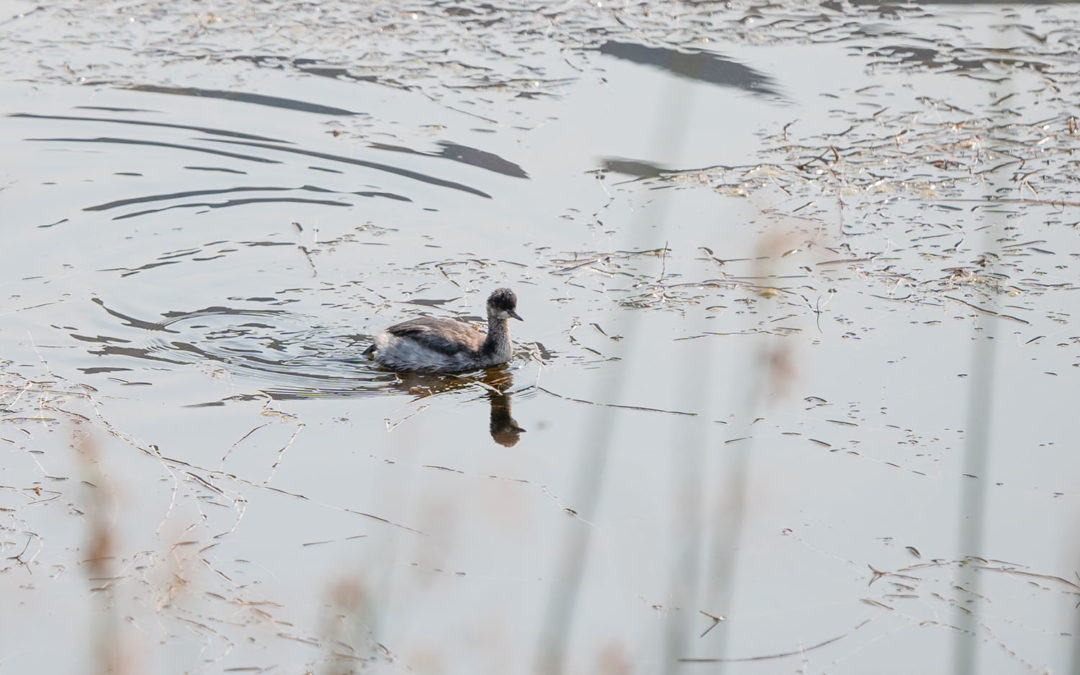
509, 310, 523, 321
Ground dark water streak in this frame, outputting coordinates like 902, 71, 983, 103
598, 41, 782, 99
126, 84, 362, 116
205, 138, 495, 198
370, 140, 530, 178
10, 112, 291, 143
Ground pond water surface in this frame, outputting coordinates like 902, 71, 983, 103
2, 1, 1079, 673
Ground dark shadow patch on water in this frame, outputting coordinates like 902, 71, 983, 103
9, 112, 291, 143
369, 141, 529, 178
599, 157, 670, 179
597, 41, 783, 99
125, 84, 361, 116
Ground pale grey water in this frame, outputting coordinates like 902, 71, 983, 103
1, 1, 1078, 673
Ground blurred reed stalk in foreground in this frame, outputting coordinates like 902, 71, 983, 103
76, 431, 136, 675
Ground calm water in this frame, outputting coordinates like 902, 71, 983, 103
2, 0, 1079, 673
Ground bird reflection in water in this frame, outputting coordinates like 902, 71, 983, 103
389, 367, 525, 447
487, 386, 524, 447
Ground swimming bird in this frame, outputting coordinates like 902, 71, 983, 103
368, 288, 522, 373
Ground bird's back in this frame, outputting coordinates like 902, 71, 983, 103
385, 317, 485, 354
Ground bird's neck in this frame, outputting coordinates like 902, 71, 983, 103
481, 314, 512, 356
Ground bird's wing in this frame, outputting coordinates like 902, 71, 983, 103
386, 317, 483, 356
